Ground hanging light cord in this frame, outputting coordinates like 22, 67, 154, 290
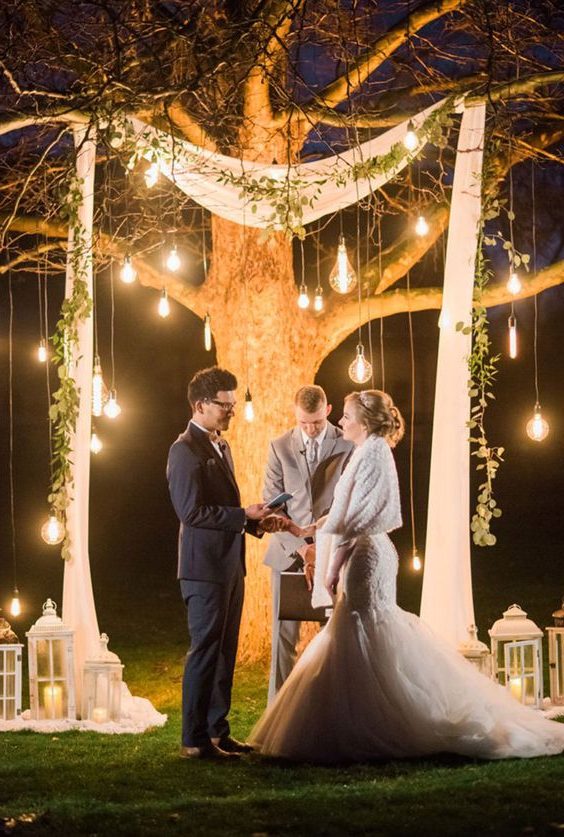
377, 206, 385, 390
531, 162, 539, 404
406, 267, 417, 554
8, 261, 18, 592
43, 256, 54, 475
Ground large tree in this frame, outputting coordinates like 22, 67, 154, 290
1, 0, 563, 658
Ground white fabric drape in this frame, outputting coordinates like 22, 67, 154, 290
62, 126, 100, 708
131, 98, 447, 228
420, 104, 486, 647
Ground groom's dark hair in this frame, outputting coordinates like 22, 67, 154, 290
188, 366, 238, 407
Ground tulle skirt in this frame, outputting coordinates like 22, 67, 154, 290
250, 598, 564, 763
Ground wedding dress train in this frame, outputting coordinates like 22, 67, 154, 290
250, 435, 564, 763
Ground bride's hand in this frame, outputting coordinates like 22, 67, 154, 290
325, 569, 340, 597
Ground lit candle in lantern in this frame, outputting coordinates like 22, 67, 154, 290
509, 677, 523, 702
44, 684, 63, 718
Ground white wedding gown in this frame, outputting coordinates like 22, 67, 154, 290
251, 434, 564, 763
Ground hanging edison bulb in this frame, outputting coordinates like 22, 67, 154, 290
120, 253, 137, 284
526, 403, 549, 442
10, 588, 21, 617
158, 288, 170, 318
313, 287, 324, 312
411, 550, 422, 572
297, 284, 310, 309
204, 313, 212, 351
403, 120, 418, 152
329, 235, 357, 294
103, 389, 121, 419
144, 160, 159, 188
415, 215, 429, 237
90, 431, 103, 455
244, 388, 255, 422
348, 344, 372, 384
506, 270, 522, 295
37, 338, 48, 363
508, 313, 517, 359
41, 511, 65, 545
166, 244, 181, 272
92, 356, 105, 417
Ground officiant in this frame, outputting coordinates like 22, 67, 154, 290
262, 385, 353, 703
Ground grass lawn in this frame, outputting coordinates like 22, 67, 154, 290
1, 638, 564, 837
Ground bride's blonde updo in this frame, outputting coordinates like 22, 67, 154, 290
346, 390, 405, 447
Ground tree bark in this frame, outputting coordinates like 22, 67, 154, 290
207, 215, 318, 660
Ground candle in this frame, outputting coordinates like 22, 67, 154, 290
91, 707, 108, 723
509, 677, 523, 702
43, 684, 63, 718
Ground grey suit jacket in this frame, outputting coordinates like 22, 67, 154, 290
262, 423, 353, 571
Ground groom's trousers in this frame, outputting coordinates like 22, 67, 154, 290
180, 566, 244, 747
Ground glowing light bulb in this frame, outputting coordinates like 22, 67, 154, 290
349, 344, 372, 384
166, 245, 181, 272
92, 357, 105, 417
403, 120, 418, 152
412, 552, 422, 572
41, 512, 65, 545
90, 431, 103, 454
158, 288, 170, 318
144, 160, 159, 188
10, 588, 21, 617
526, 403, 549, 442
103, 389, 121, 419
329, 235, 357, 294
120, 254, 137, 284
508, 314, 517, 359
297, 284, 310, 309
415, 215, 429, 237
244, 389, 255, 422
204, 313, 212, 351
506, 271, 522, 295
313, 289, 324, 312
37, 338, 48, 363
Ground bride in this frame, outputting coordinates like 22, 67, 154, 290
251, 390, 564, 763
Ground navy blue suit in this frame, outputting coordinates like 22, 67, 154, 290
167, 421, 260, 747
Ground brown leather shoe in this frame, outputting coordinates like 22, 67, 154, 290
211, 735, 254, 753
179, 742, 240, 760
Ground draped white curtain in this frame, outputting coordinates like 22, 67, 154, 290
420, 104, 487, 647
62, 126, 100, 709
131, 98, 447, 227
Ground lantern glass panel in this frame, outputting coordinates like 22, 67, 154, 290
36, 639, 50, 678
52, 641, 66, 678
557, 634, 564, 696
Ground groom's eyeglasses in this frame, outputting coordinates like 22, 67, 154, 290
208, 399, 236, 412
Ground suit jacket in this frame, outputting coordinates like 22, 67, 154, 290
262, 423, 353, 571
167, 422, 259, 583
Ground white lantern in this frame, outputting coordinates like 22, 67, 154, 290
82, 633, 123, 723
458, 624, 491, 677
546, 599, 564, 706
26, 599, 76, 721
488, 603, 543, 708
0, 617, 23, 721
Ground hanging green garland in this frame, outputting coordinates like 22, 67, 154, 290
48, 169, 92, 560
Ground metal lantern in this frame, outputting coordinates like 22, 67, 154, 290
26, 599, 76, 721
0, 616, 23, 721
546, 599, 564, 706
458, 624, 491, 677
82, 633, 123, 723
488, 603, 543, 709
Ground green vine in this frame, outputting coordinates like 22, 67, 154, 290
48, 169, 93, 560
457, 189, 504, 547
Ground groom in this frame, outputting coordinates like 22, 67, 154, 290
167, 366, 268, 760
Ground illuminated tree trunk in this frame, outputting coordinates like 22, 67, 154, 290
208, 216, 319, 660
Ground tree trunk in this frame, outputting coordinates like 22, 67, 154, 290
208, 216, 318, 661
